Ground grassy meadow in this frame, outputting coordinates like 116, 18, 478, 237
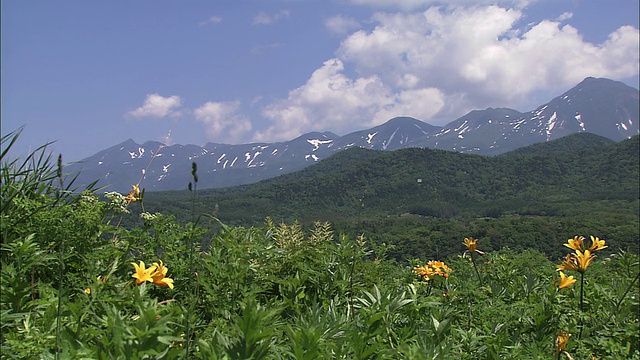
2, 130, 638, 359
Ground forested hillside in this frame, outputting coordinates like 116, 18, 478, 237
139, 133, 639, 261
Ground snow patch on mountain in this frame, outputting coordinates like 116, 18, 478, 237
575, 114, 586, 131
129, 147, 145, 159
307, 139, 332, 151
383, 128, 399, 150
247, 152, 261, 167
546, 112, 558, 140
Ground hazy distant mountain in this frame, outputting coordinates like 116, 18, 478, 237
64, 77, 638, 192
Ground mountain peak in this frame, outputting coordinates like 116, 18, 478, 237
572, 76, 637, 92
64, 77, 638, 191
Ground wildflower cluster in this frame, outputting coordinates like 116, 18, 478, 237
131, 260, 174, 289
556, 236, 607, 288
553, 235, 609, 357
413, 260, 452, 281
140, 212, 161, 222
104, 191, 131, 214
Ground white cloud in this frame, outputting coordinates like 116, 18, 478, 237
128, 94, 182, 119
324, 15, 361, 35
254, 58, 444, 141
335, 5, 640, 119
255, 5, 639, 141
344, 0, 534, 10
373, 88, 445, 124
253, 10, 290, 25
194, 101, 252, 143
556, 12, 573, 21
199, 15, 223, 26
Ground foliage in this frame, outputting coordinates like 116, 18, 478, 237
2, 132, 639, 359
143, 135, 639, 261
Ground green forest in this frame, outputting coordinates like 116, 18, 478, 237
2, 129, 638, 359
144, 133, 639, 261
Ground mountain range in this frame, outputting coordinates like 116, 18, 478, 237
144, 132, 639, 230
65, 77, 639, 192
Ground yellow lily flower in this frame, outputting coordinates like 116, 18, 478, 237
564, 235, 607, 253
414, 260, 451, 280
124, 184, 143, 203
463, 237, 485, 255
151, 260, 174, 289
131, 261, 157, 284
575, 249, 596, 273
124, 192, 137, 203
463, 237, 477, 252
555, 330, 571, 353
556, 271, 577, 289
428, 260, 452, 278
588, 236, 607, 252
413, 265, 434, 279
556, 254, 580, 272
564, 236, 584, 251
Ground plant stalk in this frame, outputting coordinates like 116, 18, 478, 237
579, 272, 584, 339
597, 270, 640, 331
471, 253, 482, 286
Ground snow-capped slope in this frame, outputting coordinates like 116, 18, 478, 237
64, 77, 638, 192
334, 117, 440, 151
415, 77, 639, 155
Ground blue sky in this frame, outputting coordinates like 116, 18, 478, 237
2, 0, 639, 162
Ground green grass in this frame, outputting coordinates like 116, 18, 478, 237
2, 132, 638, 359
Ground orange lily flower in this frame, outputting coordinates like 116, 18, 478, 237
588, 236, 607, 252
556, 271, 577, 289
151, 260, 174, 289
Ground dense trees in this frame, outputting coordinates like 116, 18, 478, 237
142, 134, 639, 261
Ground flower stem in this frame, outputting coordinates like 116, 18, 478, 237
186, 162, 199, 358
471, 253, 482, 286
55, 156, 64, 359
579, 272, 584, 312
579, 272, 584, 339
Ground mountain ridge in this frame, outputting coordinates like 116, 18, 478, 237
64, 77, 639, 192
142, 133, 639, 227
